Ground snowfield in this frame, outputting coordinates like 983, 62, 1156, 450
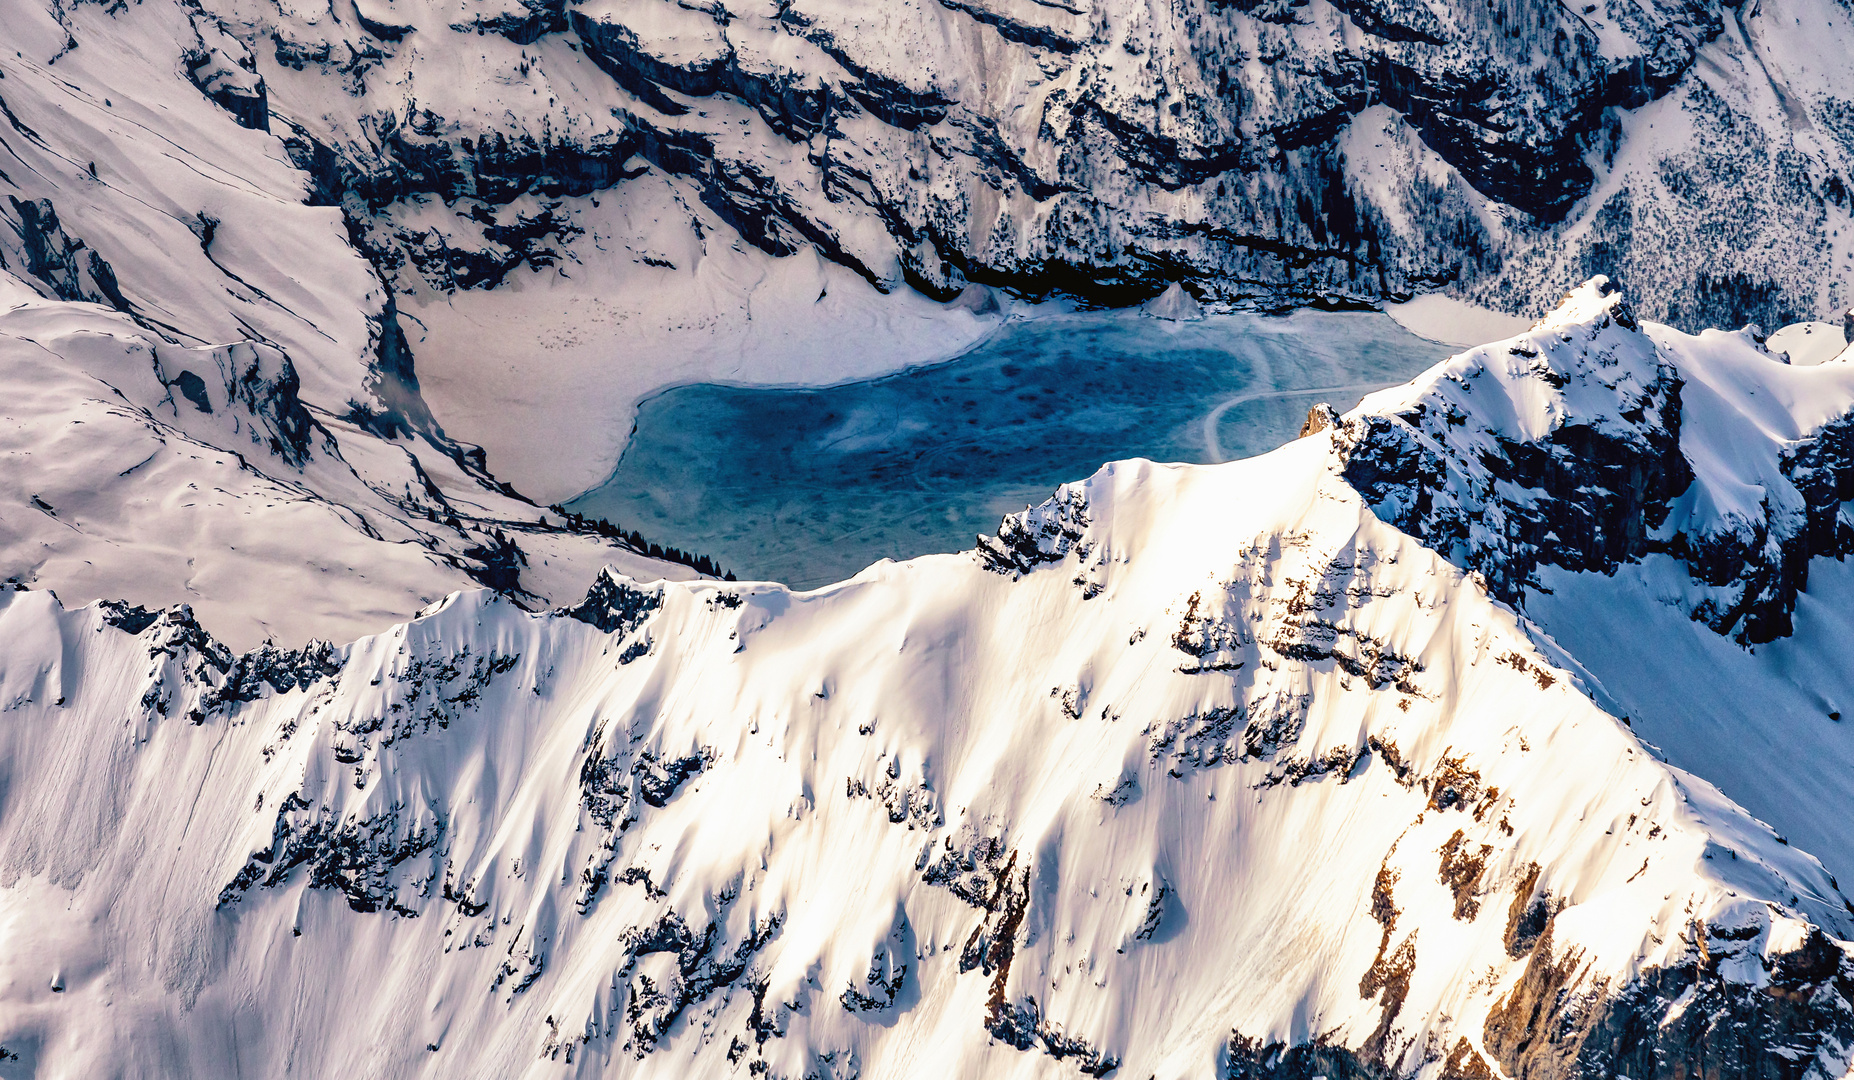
0, 283, 1852, 1078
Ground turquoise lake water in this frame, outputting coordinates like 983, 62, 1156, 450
568, 309, 1449, 589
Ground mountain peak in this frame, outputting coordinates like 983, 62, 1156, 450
1327, 276, 1854, 644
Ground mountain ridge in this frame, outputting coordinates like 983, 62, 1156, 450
1, 280, 1851, 1078
1, 0, 1853, 1071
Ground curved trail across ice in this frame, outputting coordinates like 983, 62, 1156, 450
1200, 381, 1397, 462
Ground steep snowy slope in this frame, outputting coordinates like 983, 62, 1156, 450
1353, 280, 1854, 899
0, 280, 1851, 1078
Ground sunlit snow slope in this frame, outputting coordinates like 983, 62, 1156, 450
1, 282, 1851, 1079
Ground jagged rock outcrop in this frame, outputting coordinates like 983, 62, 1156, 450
6, 196, 130, 310
1483, 914, 1854, 1080
184, 45, 268, 130
562, 566, 664, 635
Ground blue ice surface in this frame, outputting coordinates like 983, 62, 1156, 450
567, 307, 1451, 590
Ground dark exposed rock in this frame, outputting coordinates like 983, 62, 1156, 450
1356, 935, 1417, 1065
344, 291, 439, 442
376, 201, 585, 292
873, 758, 939, 831
147, 338, 317, 465
1299, 403, 1339, 439
351, 0, 415, 41
193, 638, 344, 717
575, 734, 712, 908
921, 828, 1012, 908
840, 911, 911, 1013
1130, 878, 1170, 942
335, 644, 521, 744
97, 599, 162, 636
281, 113, 642, 213
218, 795, 441, 914
1483, 917, 1854, 1080
6, 196, 131, 310
577, 741, 635, 834
1222, 869, 1854, 1077
141, 603, 235, 677
954, 847, 1044, 1060
459, 529, 527, 594
229, 342, 316, 465
1223, 1031, 1381, 1079
1171, 588, 1255, 671
173, 370, 213, 413
634, 749, 709, 808
988, 994, 1121, 1077
183, 46, 268, 130
563, 568, 662, 636
1437, 829, 1489, 920
236, 0, 1775, 319
976, 486, 1091, 576
616, 906, 785, 1056
1440, 1038, 1495, 1080
452, 0, 565, 43
1264, 615, 1423, 691
1356, 857, 1414, 1068
1334, 385, 1692, 620
1143, 703, 1245, 768
1503, 863, 1552, 959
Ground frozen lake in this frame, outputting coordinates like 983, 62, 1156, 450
568, 309, 1451, 589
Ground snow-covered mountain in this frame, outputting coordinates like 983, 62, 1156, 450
2, 280, 1852, 1078
4, 0, 1854, 1073
0, 0, 739, 649
117, 0, 1854, 330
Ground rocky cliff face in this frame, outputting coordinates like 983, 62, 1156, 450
178, 0, 1853, 328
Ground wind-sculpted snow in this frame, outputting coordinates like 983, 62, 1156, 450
3, 394, 1853, 1075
